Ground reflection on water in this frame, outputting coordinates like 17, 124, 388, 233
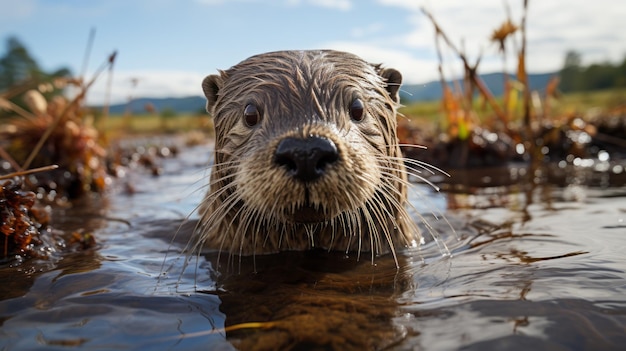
1, 142, 625, 350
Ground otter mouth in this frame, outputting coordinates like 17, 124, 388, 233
289, 205, 331, 223
286, 188, 337, 223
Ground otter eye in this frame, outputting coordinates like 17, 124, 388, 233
243, 103, 261, 127
349, 98, 364, 122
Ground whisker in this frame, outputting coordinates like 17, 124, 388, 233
378, 154, 451, 179
374, 156, 456, 257
374, 156, 444, 193
364, 193, 400, 267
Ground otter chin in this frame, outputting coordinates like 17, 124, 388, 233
195, 50, 421, 260
289, 205, 330, 224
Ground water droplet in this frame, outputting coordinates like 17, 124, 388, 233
598, 150, 610, 162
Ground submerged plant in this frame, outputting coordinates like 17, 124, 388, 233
0, 52, 116, 200
0, 50, 116, 261
0, 178, 50, 260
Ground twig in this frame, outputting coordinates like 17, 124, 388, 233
0, 80, 37, 100
21, 51, 117, 170
100, 49, 117, 136
80, 27, 97, 81
520, 0, 531, 131
0, 98, 38, 120
502, 1, 513, 116
0, 165, 59, 181
593, 132, 626, 149
421, 7, 508, 125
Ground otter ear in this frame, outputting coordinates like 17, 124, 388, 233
378, 68, 402, 103
201, 73, 224, 115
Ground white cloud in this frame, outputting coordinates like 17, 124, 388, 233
83, 70, 206, 105
59, 0, 626, 102
350, 23, 385, 38
321, 41, 439, 84
372, 0, 626, 79
308, 0, 351, 11
526, 1, 626, 65
284, 0, 353, 10
194, 0, 256, 5
194, 0, 226, 4
86, 46, 438, 106
195, 0, 352, 10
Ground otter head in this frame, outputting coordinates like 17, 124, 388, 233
198, 50, 418, 259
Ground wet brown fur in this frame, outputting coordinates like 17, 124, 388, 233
196, 50, 420, 260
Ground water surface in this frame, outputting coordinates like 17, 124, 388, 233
1, 141, 624, 350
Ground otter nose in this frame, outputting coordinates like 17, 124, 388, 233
274, 136, 339, 182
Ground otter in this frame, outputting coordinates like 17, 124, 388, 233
195, 50, 423, 262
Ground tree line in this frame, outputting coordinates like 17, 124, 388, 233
559, 50, 626, 92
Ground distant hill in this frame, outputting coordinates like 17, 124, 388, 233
399, 72, 557, 102
101, 96, 207, 115
97, 72, 557, 114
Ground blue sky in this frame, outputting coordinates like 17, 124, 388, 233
2, 0, 625, 104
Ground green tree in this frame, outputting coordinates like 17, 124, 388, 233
616, 56, 626, 87
0, 37, 41, 89
559, 50, 584, 92
559, 50, 626, 92
0, 36, 71, 117
584, 62, 616, 90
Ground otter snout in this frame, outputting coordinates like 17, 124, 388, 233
274, 136, 339, 182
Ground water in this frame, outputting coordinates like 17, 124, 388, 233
1, 142, 625, 350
